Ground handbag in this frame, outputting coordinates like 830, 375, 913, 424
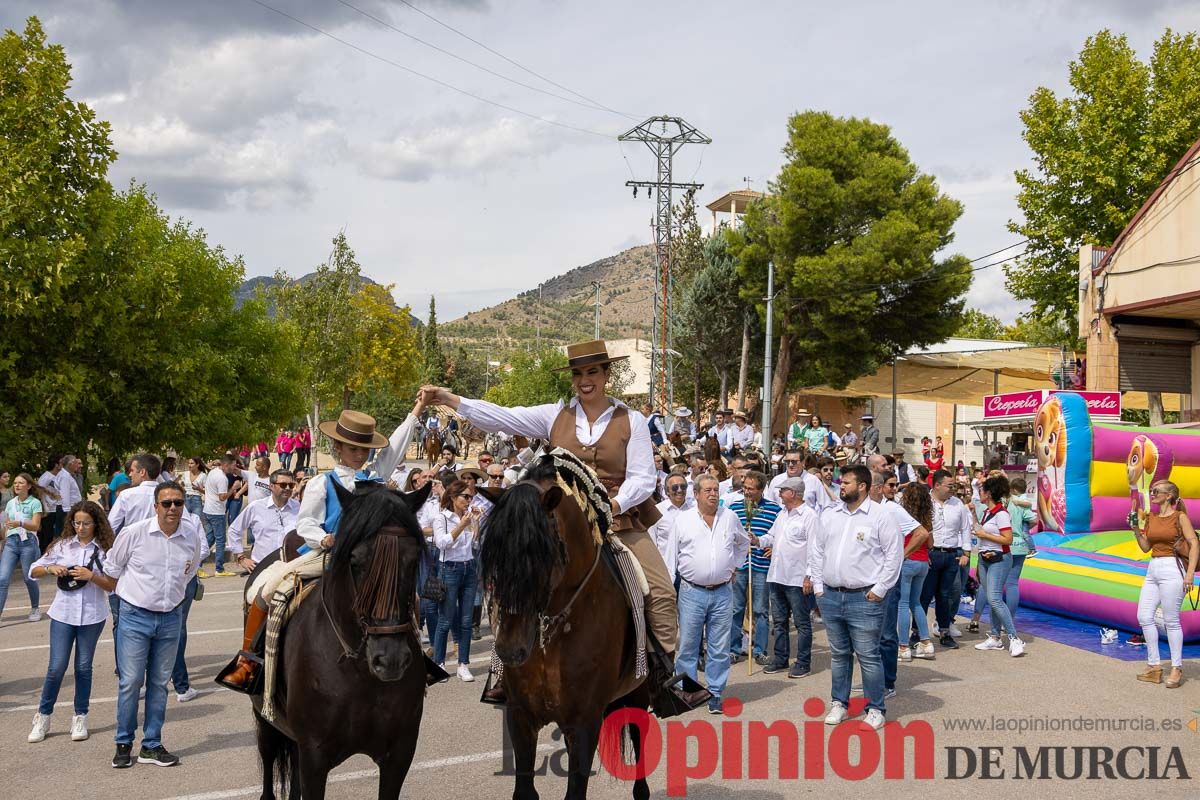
1173, 514, 1198, 610
420, 573, 446, 602
978, 549, 1005, 564
57, 549, 100, 592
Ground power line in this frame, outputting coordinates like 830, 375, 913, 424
333, 0, 624, 117
390, 0, 640, 121
968, 239, 1028, 264
247, 0, 612, 139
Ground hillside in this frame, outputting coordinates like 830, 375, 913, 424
443, 244, 657, 352
236, 273, 421, 326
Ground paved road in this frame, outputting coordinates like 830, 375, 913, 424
1, 575, 1198, 799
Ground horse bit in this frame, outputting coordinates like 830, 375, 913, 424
537, 543, 602, 651
321, 527, 418, 662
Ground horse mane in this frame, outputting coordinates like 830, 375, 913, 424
480, 477, 564, 618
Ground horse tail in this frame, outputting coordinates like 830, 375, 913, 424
256, 712, 298, 798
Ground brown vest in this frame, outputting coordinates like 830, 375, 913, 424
549, 404, 662, 531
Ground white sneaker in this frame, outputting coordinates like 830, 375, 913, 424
1009, 637, 1026, 658
70, 714, 89, 741
824, 702, 848, 725
28, 712, 50, 742
863, 709, 886, 730
28, 609, 42, 622
931, 623, 941, 637
457, 664, 475, 682
948, 624, 963, 638
974, 636, 1005, 651
176, 687, 199, 703
914, 641, 936, 660
898, 647, 913, 662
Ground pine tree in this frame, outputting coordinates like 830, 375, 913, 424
422, 296, 448, 384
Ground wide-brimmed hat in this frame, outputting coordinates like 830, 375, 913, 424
319, 410, 389, 448
733, 411, 748, 420
458, 467, 487, 483
794, 407, 810, 416
843, 423, 852, 429
860, 413, 875, 421
554, 339, 629, 372
675, 407, 693, 417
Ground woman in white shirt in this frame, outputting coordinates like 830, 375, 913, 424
180, 458, 207, 518
971, 475, 1025, 657
432, 478, 482, 682
1, 473, 44, 622
27, 501, 118, 743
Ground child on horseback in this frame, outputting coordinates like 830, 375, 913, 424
220, 398, 426, 691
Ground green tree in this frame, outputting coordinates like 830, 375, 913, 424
270, 230, 364, 432
1006, 29, 1200, 328
728, 111, 971, 432
422, 296, 448, 384
955, 309, 1006, 339
349, 282, 421, 398
677, 236, 747, 404
485, 348, 572, 406
446, 345, 488, 398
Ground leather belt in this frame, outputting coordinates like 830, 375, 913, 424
930, 546, 961, 553
684, 578, 726, 592
826, 585, 872, 593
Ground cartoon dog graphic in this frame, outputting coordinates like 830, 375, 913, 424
1035, 398, 1067, 531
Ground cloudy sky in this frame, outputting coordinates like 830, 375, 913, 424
6, 0, 1197, 322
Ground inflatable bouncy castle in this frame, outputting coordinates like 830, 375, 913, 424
1022, 392, 1200, 639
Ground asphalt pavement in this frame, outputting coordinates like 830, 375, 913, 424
1, 572, 1198, 800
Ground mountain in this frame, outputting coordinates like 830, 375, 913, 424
442, 244, 657, 352
236, 273, 421, 326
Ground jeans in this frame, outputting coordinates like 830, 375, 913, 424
952, 563, 968, 619
115, 600, 182, 749
818, 589, 886, 714
1138, 557, 1186, 668
1004, 554, 1026, 624
675, 581, 733, 698
880, 582, 901, 691
226, 497, 243, 526
0, 534, 40, 616
433, 560, 477, 665
898, 559, 931, 642
201, 513, 227, 572
977, 554, 1017, 639
419, 547, 440, 641
39, 619, 106, 715
730, 568, 769, 656
171, 576, 199, 693
279, 451, 292, 469
920, 549, 961, 631
769, 583, 812, 671
184, 495, 203, 518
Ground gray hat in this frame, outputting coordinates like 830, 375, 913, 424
778, 476, 806, 493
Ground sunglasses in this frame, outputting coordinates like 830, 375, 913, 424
273, 482, 296, 489
667, 485, 687, 493
784, 460, 801, 465
158, 499, 185, 508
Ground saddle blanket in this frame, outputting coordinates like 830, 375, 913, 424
261, 577, 317, 721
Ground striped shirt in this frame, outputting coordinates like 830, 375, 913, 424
728, 498, 781, 574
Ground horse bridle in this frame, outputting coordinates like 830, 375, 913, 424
322, 525, 418, 662
536, 543, 600, 650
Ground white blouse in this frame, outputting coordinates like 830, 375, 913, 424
30, 537, 111, 626
432, 509, 477, 562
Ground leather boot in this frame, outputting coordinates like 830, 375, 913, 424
481, 673, 506, 704
225, 603, 269, 688
648, 650, 711, 718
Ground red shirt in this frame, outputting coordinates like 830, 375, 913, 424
904, 530, 930, 562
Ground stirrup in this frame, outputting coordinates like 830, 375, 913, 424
479, 671, 506, 706
424, 654, 450, 687
651, 670, 711, 718
215, 651, 264, 696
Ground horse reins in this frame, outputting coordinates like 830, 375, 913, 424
321, 525, 419, 662
537, 543, 602, 651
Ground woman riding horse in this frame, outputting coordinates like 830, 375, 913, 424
421, 339, 707, 712
221, 399, 425, 691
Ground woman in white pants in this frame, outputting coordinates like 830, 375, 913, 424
1132, 480, 1198, 688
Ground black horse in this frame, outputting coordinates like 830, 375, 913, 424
251, 480, 432, 800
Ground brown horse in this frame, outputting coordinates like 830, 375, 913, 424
248, 481, 433, 800
424, 425, 443, 467
481, 456, 651, 800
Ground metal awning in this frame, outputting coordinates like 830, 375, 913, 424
957, 418, 1037, 433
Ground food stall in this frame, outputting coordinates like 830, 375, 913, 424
963, 389, 1123, 474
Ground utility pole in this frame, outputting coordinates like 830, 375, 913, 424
761, 260, 775, 445
620, 115, 711, 411
591, 281, 601, 340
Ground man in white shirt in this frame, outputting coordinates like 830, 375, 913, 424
664, 474, 750, 715
227, 470, 300, 571
920, 469, 973, 649
685, 454, 707, 502
109, 453, 167, 535
55, 455, 83, 513
719, 455, 749, 504
649, 473, 693, 561
757, 477, 819, 679
809, 465, 902, 730
708, 409, 734, 457
893, 450, 918, 487
766, 449, 805, 504
669, 408, 698, 442
730, 411, 755, 453
37, 460, 64, 549
870, 470, 929, 697
106, 481, 205, 769
244, 457, 273, 505
198, 455, 234, 577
